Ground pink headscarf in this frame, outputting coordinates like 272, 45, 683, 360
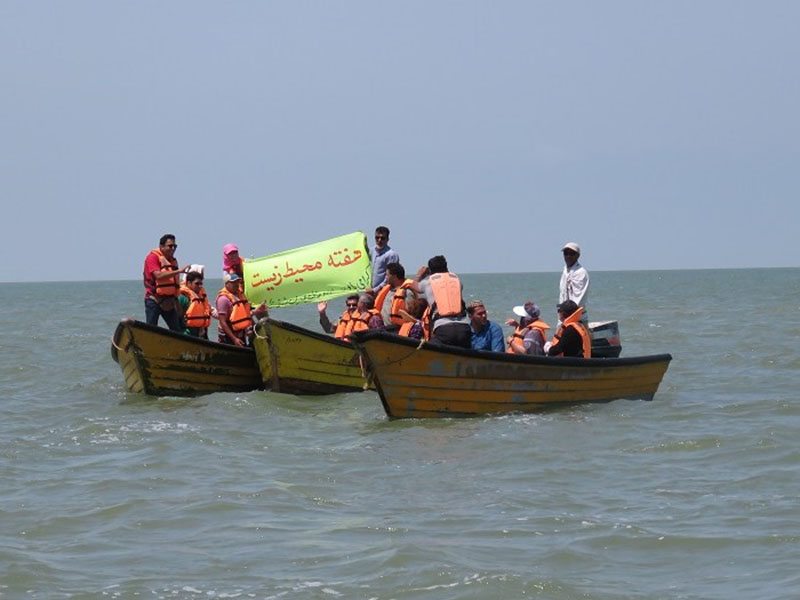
222, 243, 240, 271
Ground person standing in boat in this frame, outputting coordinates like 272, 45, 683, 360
368, 226, 399, 293
142, 234, 191, 331
412, 255, 472, 349
215, 272, 267, 347
222, 243, 244, 278
547, 300, 592, 358
373, 262, 414, 333
505, 301, 550, 356
559, 242, 589, 324
467, 300, 505, 352
317, 294, 360, 339
179, 270, 212, 339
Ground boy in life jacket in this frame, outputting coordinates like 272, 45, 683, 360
318, 294, 360, 339
546, 300, 592, 358
178, 270, 212, 339
142, 233, 191, 331
505, 301, 550, 356
412, 255, 471, 349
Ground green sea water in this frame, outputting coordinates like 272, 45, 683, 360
1, 269, 798, 599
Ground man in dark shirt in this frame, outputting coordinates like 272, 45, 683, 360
547, 300, 591, 358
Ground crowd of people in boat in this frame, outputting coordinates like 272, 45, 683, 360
141, 226, 592, 357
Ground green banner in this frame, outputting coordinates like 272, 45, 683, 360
243, 232, 371, 307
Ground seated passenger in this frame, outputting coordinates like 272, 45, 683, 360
179, 271, 212, 339
318, 294, 360, 339
505, 302, 550, 356
398, 297, 429, 341
546, 300, 591, 358
349, 293, 385, 335
468, 300, 505, 352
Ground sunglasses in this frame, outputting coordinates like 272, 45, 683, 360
347, 303, 358, 308
166, 244, 178, 249
563, 249, 576, 256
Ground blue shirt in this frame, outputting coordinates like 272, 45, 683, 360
371, 245, 399, 289
471, 320, 505, 352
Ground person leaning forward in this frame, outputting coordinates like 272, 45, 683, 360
411, 255, 471, 349
143, 234, 191, 331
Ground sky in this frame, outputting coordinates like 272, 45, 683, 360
1, 1, 798, 282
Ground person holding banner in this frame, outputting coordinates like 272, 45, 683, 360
317, 294, 360, 340
369, 226, 399, 292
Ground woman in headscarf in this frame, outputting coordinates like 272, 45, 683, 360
222, 243, 244, 278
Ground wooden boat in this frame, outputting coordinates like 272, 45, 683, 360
252, 318, 371, 395
110, 319, 262, 396
351, 331, 671, 419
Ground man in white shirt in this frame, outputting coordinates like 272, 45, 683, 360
559, 242, 589, 323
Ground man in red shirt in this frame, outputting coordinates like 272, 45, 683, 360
143, 234, 190, 331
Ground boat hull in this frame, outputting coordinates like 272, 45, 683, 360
252, 319, 371, 395
111, 319, 262, 396
351, 332, 671, 418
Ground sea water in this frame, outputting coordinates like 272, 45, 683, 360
1, 269, 798, 599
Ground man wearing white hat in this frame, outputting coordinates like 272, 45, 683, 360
559, 242, 589, 323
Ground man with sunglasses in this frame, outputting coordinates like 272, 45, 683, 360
143, 234, 191, 331
369, 226, 399, 292
559, 242, 589, 324
317, 294, 361, 340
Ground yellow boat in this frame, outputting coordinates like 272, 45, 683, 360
351, 331, 672, 419
252, 319, 371, 395
111, 319, 262, 396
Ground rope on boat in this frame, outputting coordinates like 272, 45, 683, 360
110, 334, 124, 352
373, 336, 426, 368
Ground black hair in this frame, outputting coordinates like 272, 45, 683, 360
186, 271, 203, 283
427, 255, 448, 274
386, 262, 405, 279
159, 234, 176, 246
375, 226, 390, 237
347, 293, 360, 302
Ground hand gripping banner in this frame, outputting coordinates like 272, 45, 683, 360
243, 232, 371, 307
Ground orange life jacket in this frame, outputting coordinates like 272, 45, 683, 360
350, 309, 382, 334
507, 320, 551, 354
552, 307, 592, 358
429, 272, 465, 321
334, 310, 356, 340
398, 321, 414, 337
149, 248, 180, 297
180, 285, 212, 329
217, 288, 252, 332
420, 306, 432, 341
374, 279, 414, 326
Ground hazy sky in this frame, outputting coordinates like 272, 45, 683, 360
2, 1, 798, 282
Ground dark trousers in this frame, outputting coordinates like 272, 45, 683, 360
430, 322, 472, 349
144, 297, 182, 332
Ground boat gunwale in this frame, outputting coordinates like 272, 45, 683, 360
113, 318, 257, 356
257, 317, 357, 349
350, 330, 672, 368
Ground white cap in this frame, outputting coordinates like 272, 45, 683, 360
562, 242, 581, 255
223, 271, 241, 283
188, 264, 205, 276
